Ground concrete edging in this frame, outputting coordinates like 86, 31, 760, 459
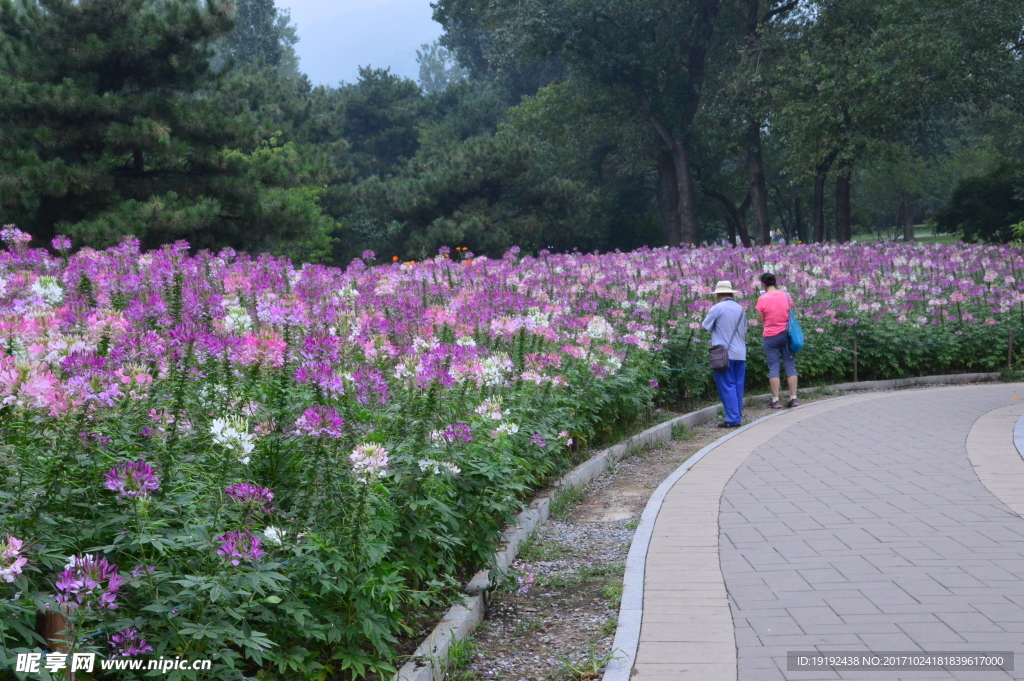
968, 401, 1024, 516
1015, 415, 1024, 462
394, 370, 1007, 681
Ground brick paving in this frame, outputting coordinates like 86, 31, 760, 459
629, 385, 1024, 681
720, 385, 1024, 680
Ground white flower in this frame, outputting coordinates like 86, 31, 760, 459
393, 358, 416, 380
493, 422, 519, 437
585, 316, 615, 340
474, 399, 507, 421
30, 276, 64, 306
64, 554, 96, 571
222, 305, 253, 333
480, 353, 513, 387
417, 459, 462, 476
455, 336, 477, 347
210, 417, 256, 464
262, 526, 285, 546
411, 336, 439, 352
336, 286, 358, 300
350, 443, 389, 483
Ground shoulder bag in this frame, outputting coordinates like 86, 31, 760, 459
787, 294, 805, 353
709, 308, 744, 371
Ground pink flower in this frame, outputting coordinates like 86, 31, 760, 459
350, 443, 389, 483
0, 535, 27, 583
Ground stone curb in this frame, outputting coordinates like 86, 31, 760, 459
395, 371, 1005, 681
602, 370, 1005, 681
1015, 415, 1024, 461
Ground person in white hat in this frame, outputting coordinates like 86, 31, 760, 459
702, 280, 747, 427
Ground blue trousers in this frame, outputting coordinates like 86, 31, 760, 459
713, 360, 746, 426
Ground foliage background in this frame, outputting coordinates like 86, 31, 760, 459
1, 0, 1023, 261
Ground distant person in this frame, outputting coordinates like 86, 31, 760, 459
756, 272, 798, 408
702, 280, 747, 428
772, 228, 785, 245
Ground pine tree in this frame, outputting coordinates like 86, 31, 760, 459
0, 0, 335, 259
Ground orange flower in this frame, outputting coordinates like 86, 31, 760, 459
392, 256, 399, 262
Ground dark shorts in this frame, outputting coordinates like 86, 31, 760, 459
764, 331, 796, 379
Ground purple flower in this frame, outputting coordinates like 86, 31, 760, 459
291, 406, 345, 438
649, 379, 660, 388
225, 482, 275, 515
81, 431, 113, 447
361, 250, 376, 261
110, 628, 153, 657
51, 235, 72, 251
130, 564, 156, 578
430, 422, 474, 446
353, 367, 389, 406
0, 225, 31, 246
103, 459, 160, 499
516, 572, 534, 594
216, 530, 265, 566
55, 555, 123, 610
530, 434, 548, 448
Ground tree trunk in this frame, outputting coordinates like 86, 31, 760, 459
903, 218, 916, 243
725, 213, 737, 246
812, 151, 837, 243
835, 159, 852, 243
735, 193, 753, 248
704, 189, 752, 247
657, 151, 682, 247
747, 125, 771, 245
812, 172, 826, 243
672, 136, 700, 245
794, 196, 804, 244
899, 194, 916, 242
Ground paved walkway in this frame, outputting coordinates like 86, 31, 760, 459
625, 385, 1024, 681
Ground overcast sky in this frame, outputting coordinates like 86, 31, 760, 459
276, 0, 444, 86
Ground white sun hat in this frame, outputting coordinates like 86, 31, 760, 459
711, 280, 738, 295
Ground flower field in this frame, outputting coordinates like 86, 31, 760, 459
0, 228, 1021, 679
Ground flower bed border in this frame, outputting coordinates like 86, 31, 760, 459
395, 371, 1003, 681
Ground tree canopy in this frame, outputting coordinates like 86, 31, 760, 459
1, 0, 1023, 261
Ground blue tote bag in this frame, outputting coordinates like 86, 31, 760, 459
787, 294, 804, 353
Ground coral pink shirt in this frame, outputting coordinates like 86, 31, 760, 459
755, 290, 791, 337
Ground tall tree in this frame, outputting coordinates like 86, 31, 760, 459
417, 40, 468, 93
729, 0, 799, 245
772, 0, 1024, 242
481, 0, 722, 245
218, 0, 297, 68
